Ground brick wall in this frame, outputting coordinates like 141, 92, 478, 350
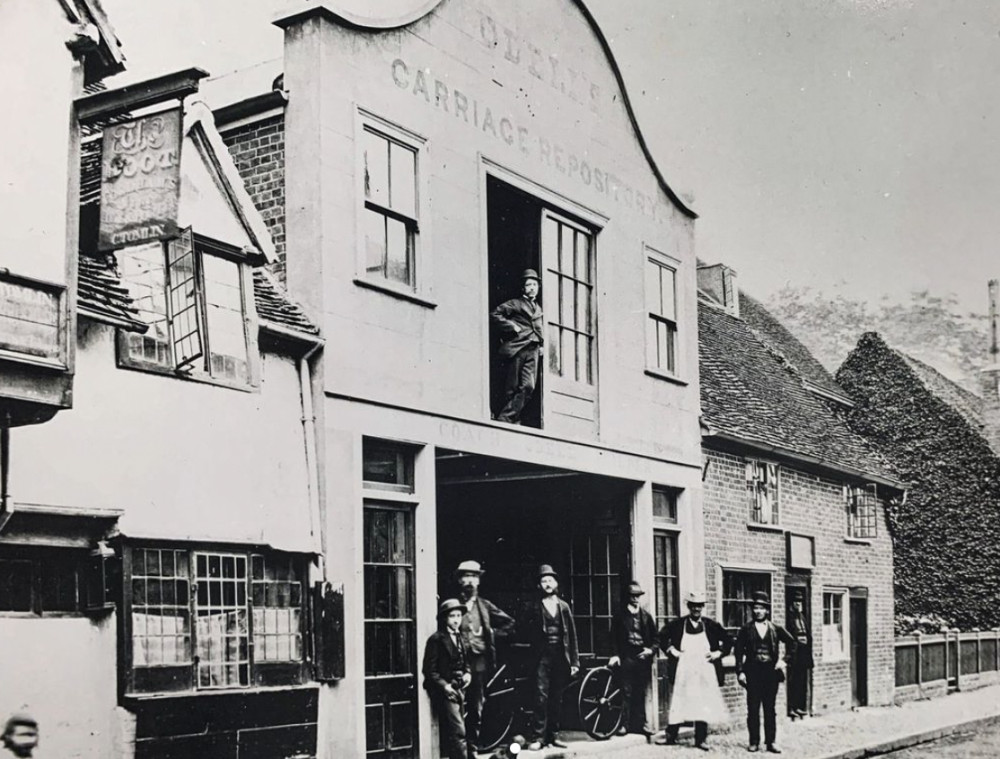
220, 114, 286, 285
702, 448, 896, 722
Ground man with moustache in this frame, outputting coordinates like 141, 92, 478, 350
609, 581, 658, 740
734, 591, 797, 754
659, 591, 732, 750
454, 560, 515, 757
491, 269, 544, 424
521, 564, 579, 751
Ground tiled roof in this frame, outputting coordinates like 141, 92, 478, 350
77, 253, 146, 331
699, 298, 895, 481
738, 292, 851, 402
899, 353, 984, 432
253, 269, 320, 336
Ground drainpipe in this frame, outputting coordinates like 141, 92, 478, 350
0, 423, 11, 534
298, 341, 324, 575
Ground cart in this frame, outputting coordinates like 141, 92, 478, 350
473, 646, 625, 751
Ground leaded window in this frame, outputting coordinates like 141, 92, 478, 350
747, 460, 780, 525
721, 570, 771, 635
125, 546, 308, 694
846, 484, 878, 539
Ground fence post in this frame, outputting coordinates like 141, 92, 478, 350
943, 627, 951, 689
996, 628, 1000, 674
954, 628, 962, 692
916, 631, 923, 689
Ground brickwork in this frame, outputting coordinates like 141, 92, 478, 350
702, 448, 896, 721
220, 114, 286, 284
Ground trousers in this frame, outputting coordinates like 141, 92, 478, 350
464, 656, 488, 752
745, 664, 781, 747
620, 654, 652, 733
434, 693, 468, 759
531, 644, 569, 742
666, 721, 708, 745
497, 344, 540, 423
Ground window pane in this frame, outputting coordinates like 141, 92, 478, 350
576, 283, 589, 333
194, 552, 249, 688
385, 217, 411, 286
363, 441, 415, 491
653, 487, 678, 521
364, 209, 387, 277
389, 141, 416, 218
202, 255, 248, 382
659, 265, 676, 320
577, 231, 592, 283
119, 243, 171, 366
132, 548, 191, 668
562, 329, 576, 382
0, 559, 33, 612
559, 224, 573, 277
364, 129, 389, 205
251, 553, 304, 663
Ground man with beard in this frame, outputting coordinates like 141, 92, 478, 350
522, 564, 579, 751
609, 582, 658, 740
734, 591, 797, 754
659, 591, 732, 750
454, 560, 515, 757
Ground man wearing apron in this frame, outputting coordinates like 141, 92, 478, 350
659, 591, 732, 750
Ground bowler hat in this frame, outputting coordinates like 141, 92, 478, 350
521, 269, 540, 282
537, 564, 558, 580
751, 591, 771, 607
455, 560, 483, 578
791, 589, 805, 602
627, 581, 645, 597
438, 598, 465, 618
686, 590, 707, 605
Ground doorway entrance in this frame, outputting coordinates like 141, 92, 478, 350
849, 594, 868, 707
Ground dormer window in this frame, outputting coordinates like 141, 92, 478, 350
117, 227, 255, 387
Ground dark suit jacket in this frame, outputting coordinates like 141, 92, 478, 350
733, 619, 796, 676
612, 604, 659, 659
491, 296, 544, 358
521, 597, 580, 669
659, 615, 732, 687
422, 630, 469, 697
461, 595, 516, 670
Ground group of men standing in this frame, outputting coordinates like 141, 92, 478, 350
423, 560, 812, 757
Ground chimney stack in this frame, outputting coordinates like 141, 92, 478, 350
697, 263, 739, 317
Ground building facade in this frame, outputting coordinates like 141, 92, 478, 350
1, 65, 324, 759
697, 269, 902, 720
212, 1, 707, 755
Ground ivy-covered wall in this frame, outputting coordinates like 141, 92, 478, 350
837, 332, 1000, 629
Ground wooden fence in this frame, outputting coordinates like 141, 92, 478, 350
895, 629, 1000, 700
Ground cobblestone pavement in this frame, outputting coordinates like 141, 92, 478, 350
524, 683, 1000, 759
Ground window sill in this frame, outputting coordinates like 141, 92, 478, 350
844, 536, 874, 546
821, 653, 850, 664
746, 522, 784, 534
123, 682, 318, 702
116, 360, 256, 393
644, 368, 688, 386
354, 277, 437, 309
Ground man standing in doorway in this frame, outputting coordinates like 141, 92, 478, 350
609, 582, 658, 740
523, 564, 579, 751
735, 591, 797, 754
455, 560, 516, 757
491, 269, 543, 424
423, 599, 473, 759
786, 590, 813, 720
659, 591, 732, 750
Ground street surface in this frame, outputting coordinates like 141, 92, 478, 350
886, 723, 1000, 757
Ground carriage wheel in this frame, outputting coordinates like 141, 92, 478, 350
473, 664, 516, 752
577, 666, 624, 740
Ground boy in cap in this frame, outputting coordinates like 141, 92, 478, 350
490, 269, 544, 424
659, 590, 732, 750
734, 591, 797, 754
609, 581, 658, 739
2, 714, 39, 758
521, 565, 579, 750
423, 599, 473, 759
455, 560, 515, 757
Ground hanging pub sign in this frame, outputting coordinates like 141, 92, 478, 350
98, 108, 183, 250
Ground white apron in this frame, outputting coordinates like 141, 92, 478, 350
667, 622, 730, 725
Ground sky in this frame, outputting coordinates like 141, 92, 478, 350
100, 0, 1000, 317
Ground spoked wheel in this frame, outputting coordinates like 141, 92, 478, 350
473, 664, 516, 752
577, 666, 624, 740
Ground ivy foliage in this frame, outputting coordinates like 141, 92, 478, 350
837, 332, 1000, 630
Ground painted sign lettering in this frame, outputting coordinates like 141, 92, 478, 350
98, 109, 182, 250
390, 58, 671, 226
0, 278, 62, 360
